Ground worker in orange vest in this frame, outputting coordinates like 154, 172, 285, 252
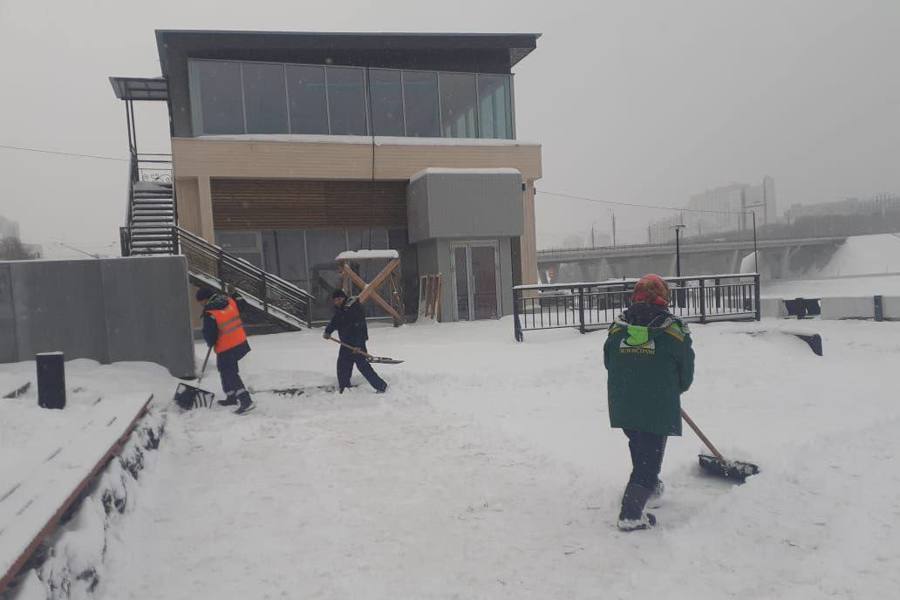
196, 287, 255, 415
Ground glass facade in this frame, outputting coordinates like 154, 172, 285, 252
217, 227, 414, 322
190, 59, 514, 139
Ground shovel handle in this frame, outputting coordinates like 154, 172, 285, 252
197, 346, 212, 385
680, 408, 725, 461
325, 337, 371, 358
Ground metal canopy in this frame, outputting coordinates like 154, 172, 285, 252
155, 30, 541, 76
109, 77, 168, 101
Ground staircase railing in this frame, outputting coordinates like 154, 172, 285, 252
175, 226, 313, 329
121, 151, 176, 257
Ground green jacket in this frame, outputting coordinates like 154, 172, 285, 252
603, 312, 695, 436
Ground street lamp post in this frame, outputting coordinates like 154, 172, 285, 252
672, 223, 686, 277
671, 223, 686, 308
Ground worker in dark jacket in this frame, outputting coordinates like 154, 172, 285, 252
604, 274, 695, 531
196, 287, 255, 415
323, 289, 387, 394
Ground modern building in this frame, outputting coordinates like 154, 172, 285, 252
111, 30, 543, 325
648, 177, 776, 243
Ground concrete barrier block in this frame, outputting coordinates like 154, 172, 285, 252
101, 256, 195, 378
882, 296, 900, 320
760, 298, 787, 318
820, 297, 874, 320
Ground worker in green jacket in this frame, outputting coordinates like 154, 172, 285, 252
604, 274, 695, 531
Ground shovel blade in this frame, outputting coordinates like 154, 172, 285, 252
698, 454, 760, 483
366, 357, 404, 365
174, 383, 216, 410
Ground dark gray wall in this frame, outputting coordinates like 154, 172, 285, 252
407, 170, 524, 244
0, 256, 195, 377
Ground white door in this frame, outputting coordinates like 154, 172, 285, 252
450, 241, 501, 321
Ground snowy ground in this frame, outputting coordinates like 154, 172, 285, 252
5, 318, 899, 598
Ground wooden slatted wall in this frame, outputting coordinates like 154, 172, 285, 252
211, 179, 408, 230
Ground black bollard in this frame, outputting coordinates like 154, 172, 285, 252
36, 352, 66, 409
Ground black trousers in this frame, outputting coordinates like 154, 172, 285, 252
624, 429, 667, 490
217, 350, 248, 399
337, 344, 386, 391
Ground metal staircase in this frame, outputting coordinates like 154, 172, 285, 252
119, 154, 313, 330
121, 154, 177, 256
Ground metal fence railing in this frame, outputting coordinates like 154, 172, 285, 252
512, 274, 761, 341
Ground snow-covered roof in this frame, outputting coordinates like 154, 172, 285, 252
196, 134, 538, 148
336, 249, 400, 261
409, 167, 522, 182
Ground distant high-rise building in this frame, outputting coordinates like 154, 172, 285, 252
0, 215, 21, 240
647, 177, 776, 243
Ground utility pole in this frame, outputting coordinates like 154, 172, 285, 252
611, 212, 617, 247
591, 225, 595, 248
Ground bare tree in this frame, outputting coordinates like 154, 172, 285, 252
0, 236, 41, 260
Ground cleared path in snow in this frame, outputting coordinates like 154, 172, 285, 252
99, 319, 900, 599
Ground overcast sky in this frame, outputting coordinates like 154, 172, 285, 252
1, 0, 898, 256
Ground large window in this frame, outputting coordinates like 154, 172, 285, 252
440, 72, 477, 138
190, 59, 514, 139
286, 65, 329, 135
403, 71, 440, 137
477, 74, 513, 139
191, 61, 244, 135
369, 69, 405, 136
242, 62, 288, 134
326, 67, 368, 136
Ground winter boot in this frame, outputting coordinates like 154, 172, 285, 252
234, 391, 256, 415
617, 482, 656, 532
648, 480, 665, 509
617, 512, 657, 532
217, 391, 238, 407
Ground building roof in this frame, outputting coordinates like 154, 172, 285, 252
108, 77, 168, 101
155, 30, 541, 75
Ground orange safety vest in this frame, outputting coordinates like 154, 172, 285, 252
208, 297, 247, 354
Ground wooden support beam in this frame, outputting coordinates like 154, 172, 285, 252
340, 263, 404, 325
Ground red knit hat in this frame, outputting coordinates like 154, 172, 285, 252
632, 274, 670, 307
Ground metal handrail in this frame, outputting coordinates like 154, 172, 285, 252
513, 273, 761, 341
174, 226, 313, 328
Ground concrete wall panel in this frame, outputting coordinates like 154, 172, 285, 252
0, 264, 16, 363
0, 257, 194, 377
10, 259, 109, 362
101, 257, 195, 378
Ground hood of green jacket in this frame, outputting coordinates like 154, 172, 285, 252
613, 314, 678, 347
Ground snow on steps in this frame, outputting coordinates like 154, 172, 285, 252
0, 396, 165, 599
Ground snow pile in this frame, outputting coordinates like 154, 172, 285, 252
196, 134, 538, 148
805, 233, 900, 278
88, 319, 900, 599
0, 359, 173, 600
335, 249, 400, 261
5, 410, 166, 600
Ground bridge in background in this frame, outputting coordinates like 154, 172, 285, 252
537, 235, 847, 282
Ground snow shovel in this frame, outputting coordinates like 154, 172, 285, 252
174, 347, 216, 409
681, 408, 759, 483
325, 337, 404, 364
